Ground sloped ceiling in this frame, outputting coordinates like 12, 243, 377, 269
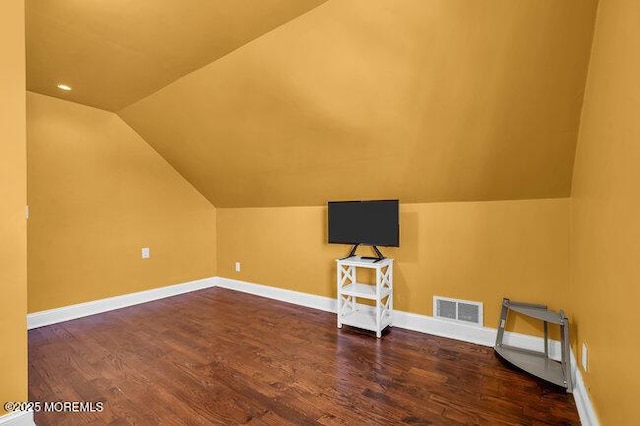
26, 0, 328, 111
27, 0, 598, 208
119, 0, 597, 207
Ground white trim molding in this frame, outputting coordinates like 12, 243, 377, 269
0, 411, 35, 426
27, 277, 217, 329
215, 277, 336, 313
26, 275, 599, 425
571, 351, 600, 426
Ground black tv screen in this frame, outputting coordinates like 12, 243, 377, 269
328, 200, 399, 247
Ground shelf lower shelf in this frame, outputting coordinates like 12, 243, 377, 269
495, 345, 567, 388
339, 309, 391, 333
340, 283, 391, 300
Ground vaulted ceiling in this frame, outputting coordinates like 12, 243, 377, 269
26, 0, 598, 207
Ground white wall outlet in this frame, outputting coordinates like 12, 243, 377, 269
141, 247, 150, 259
25, 205, 30, 220
235, 262, 241, 272
582, 342, 588, 371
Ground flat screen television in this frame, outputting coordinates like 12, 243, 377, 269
328, 199, 399, 260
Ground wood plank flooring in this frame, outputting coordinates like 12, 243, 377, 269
28, 288, 580, 425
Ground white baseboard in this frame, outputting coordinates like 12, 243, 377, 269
26, 275, 598, 425
0, 411, 35, 426
27, 277, 218, 329
214, 277, 337, 313
571, 352, 600, 426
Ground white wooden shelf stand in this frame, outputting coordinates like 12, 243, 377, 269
336, 256, 393, 338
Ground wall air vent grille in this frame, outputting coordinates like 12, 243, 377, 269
434, 296, 483, 327
436, 299, 457, 320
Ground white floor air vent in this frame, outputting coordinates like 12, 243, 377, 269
433, 296, 483, 327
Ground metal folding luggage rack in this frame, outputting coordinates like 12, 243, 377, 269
494, 298, 572, 392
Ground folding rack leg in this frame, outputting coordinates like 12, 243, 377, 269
495, 298, 510, 348
561, 317, 573, 393
543, 321, 549, 358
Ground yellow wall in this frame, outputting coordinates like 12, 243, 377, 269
27, 92, 217, 312
0, 0, 28, 415
570, 0, 640, 423
120, 0, 597, 208
218, 199, 570, 334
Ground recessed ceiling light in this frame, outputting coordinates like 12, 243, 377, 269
57, 84, 72, 91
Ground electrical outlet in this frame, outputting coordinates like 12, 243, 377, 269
141, 247, 150, 259
582, 342, 588, 371
235, 262, 241, 272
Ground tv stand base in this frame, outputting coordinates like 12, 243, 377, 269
341, 244, 386, 262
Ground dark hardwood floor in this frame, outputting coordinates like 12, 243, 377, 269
29, 288, 579, 425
